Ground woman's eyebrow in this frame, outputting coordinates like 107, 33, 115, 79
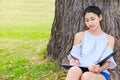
90, 16, 95, 19
85, 18, 89, 20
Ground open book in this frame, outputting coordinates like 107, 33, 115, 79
61, 48, 118, 70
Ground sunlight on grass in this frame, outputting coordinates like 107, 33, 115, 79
0, 0, 67, 80
0, 36, 66, 79
0, 0, 54, 28
0, 0, 54, 40
0, 0, 54, 19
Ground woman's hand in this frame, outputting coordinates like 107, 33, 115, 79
69, 58, 79, 66
88, 64, 101, 73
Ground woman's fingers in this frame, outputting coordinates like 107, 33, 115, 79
89, 64, 101, 73
70, 58, 75, 64
89, 64, 95, 72
94, 65, 101, 73
70, 58, 79, 65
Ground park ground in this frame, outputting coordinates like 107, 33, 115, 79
0, 0, 66, 80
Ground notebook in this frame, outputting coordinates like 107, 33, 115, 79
61, 48, 118, 70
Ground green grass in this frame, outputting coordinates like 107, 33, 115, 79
0, 0, 66, 80
0, 24, 50, 40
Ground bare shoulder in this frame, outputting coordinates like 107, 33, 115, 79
106, 34, 115, 49
73, 31, 85, 45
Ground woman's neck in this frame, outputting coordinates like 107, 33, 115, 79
88, 27, 103, 36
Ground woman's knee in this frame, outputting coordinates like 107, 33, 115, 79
66, 67, 82, 80
68, 66, 82, 74
81, 72, 93, 80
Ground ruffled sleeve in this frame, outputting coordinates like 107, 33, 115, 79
67, 43, 82, 60
107, 56, 117, 69
98, 46, 117, 69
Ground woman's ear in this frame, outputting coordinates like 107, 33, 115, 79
99, 14, 103, 21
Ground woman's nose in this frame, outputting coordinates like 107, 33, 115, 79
88, 21, 93, 25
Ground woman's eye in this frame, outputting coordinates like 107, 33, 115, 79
91, 18, 95, 20
85, 20, 89, 22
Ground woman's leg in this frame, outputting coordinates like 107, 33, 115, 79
66, 66, 82, 80
81, 72, 106, 80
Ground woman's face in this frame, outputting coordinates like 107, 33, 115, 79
84, 12, 102, 31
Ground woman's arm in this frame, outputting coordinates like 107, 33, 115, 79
88, 61, 110, 73
69, 32, 84, 65
99, 35, 115, 71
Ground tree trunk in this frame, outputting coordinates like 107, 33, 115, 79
47, 0, 120, 80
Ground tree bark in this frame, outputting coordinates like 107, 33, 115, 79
47, 0, 120, 80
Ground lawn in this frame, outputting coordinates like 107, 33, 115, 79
0, 0, 66, 80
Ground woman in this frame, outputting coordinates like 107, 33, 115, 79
66, 6, 117, 80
